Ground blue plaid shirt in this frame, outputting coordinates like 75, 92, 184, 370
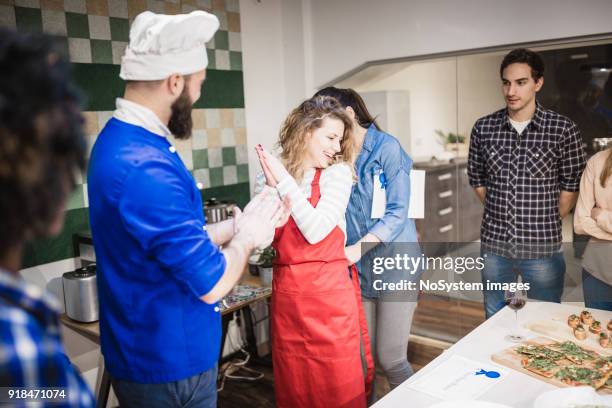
0, 269, 94, 407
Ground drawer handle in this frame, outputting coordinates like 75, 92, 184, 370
438, 207, 453, 216
464, 168, 468, 175
439, 224, 454, 233
438, 190, 453, 198
437, 172, 452, 181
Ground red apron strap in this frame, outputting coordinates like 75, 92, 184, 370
308, 168, 322, 206
351, 264, 374, 398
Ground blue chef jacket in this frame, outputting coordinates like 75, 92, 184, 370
87, 118, 226, 383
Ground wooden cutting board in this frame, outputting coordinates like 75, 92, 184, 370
491, 336, 612, 395
524, 306, 612, 356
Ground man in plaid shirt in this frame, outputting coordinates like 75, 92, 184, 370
0, 29, 94, 406
468, 48, 586, 318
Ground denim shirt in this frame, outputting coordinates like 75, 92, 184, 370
346, 124, 421, 298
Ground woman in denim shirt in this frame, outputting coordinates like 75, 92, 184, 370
315, 87, 421, 400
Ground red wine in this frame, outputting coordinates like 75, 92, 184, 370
505, 298, 526, 311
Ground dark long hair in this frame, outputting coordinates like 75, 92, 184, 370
314, 87, 381, 131
0, 28, 86, 255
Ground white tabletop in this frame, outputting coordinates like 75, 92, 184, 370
373, 302, 612, 408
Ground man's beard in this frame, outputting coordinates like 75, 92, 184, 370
168, 88, 193, 140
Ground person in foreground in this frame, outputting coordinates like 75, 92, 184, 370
255, 95, 373, 407
87, 10, 288, 407
0, 28, 95, 407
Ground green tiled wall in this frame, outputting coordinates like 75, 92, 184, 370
70, 64, 245, 110
1, 0, 251, 268
22, 183, 250, 268
6, 0, 242, 69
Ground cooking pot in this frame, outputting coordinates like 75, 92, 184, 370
204, 198, 237, 224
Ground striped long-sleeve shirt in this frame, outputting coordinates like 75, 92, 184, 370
255, 163, 353, 245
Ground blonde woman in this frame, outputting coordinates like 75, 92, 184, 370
574, 147, 612, 311
255, 96, 373, 407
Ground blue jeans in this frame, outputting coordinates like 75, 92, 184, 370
481, 251, 566, 319
111, 365, 217, 408
582, 269, 612, 311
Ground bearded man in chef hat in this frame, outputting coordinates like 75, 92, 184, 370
87, 11, 288, 408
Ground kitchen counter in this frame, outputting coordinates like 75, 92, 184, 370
60, 271, 269, 343
413, 158, 468, 171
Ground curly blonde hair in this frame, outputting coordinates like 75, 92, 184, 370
278, 96, 356, 181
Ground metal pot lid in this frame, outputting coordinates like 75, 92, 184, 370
204, 198, 236, 208
63, 264, 96, 279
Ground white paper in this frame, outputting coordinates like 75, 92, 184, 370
371, 170, 386, 219
371, 169, 425, 219
407, 355, 507, 401
408, 170, 425, 219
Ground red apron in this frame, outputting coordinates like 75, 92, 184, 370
271, 169, 374, 408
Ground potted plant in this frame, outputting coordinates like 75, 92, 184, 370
257, 246, 275, 286
435, 130, 468, 156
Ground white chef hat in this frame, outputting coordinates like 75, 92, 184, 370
120, 10, 219, 81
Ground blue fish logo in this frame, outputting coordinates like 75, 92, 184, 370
379, 171, 387, 189
475, 369, 500, 379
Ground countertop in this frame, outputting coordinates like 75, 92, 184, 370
60, 271, 270, 345
413, 158, 468, 171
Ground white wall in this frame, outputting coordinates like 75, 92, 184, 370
240, 0, 314, 194
310, 0, 612, 87
345, 58, 459, 159
20, 258, 77, 308
457, 52, 506, 138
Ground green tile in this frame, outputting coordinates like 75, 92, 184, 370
66, 12, 89, 39
222, 147, 236, 165
214, 30, 228, 50
15, 7, 42, 33
109, 17, 129, 42
193, 148, 209, 169
229, 51, 242, 71
91, 39, 112, 63
66, 186, 84, 210
209, 167, 223, 187
201, 182, 250, 209
206, 48, 216, 70
72, 64, 243, 111
22, 207, 90, 268
72, 63, 124, 110
237, 164, 249, 183
195, 69, 244, 109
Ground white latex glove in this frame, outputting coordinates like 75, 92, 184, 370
235, 188, 290, 248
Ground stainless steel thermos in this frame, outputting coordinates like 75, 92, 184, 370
62, 264, 99, 323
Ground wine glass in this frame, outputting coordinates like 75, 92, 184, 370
504, 288, 527, 342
